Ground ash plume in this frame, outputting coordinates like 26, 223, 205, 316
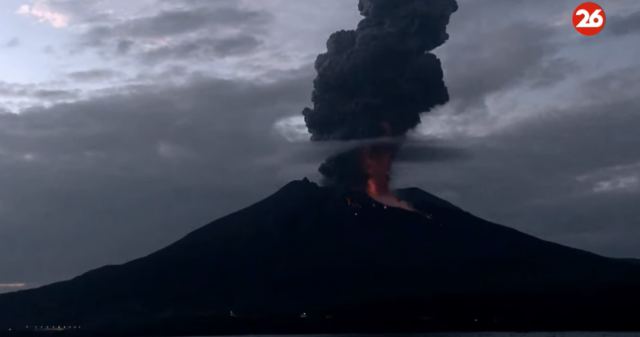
303, 0, 457, 200
303, 0, 458, 141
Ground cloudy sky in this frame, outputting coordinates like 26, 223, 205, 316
1, 0, 639, 292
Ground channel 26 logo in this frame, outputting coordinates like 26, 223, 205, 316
573, 2, 606, 36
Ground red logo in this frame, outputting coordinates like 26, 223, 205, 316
573, 2, 606, 36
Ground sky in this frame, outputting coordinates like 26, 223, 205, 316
1, 0, 639, 292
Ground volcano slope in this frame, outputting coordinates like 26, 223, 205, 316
1, 179, 639, 335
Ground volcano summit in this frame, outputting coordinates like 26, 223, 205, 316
1, 179, 639, 335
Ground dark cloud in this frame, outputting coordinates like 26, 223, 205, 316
141, 35, 262, 64
32, 89, 78, 100
399, 91, 640, 258
214, 35, 262, 56
0, 70, 315, 286
0, 83, 78, 101
119, 7, 268, 38
76, 5, 270, 65
391, 0, 640, 257
607, 11, 640, 36
396, 141, 470, 163
67, 69, 122, 82
440, 21, 573, 112
116, 40, 134, 55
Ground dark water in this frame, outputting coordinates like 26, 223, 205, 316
198, 331, 640, 337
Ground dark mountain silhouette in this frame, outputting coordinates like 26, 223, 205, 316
1, 179, 640, 335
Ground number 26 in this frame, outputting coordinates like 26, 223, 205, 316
576, 9, 604, 28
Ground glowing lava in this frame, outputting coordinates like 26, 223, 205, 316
362, 145, 414, 212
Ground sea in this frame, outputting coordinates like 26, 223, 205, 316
22, 332, 639, 337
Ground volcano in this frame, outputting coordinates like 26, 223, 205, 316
1, 179, 640, 335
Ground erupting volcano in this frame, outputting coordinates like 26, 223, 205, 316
3, 177, 640, 335
362, 145, 415, 211
2, 0, 640, 336
302, 0, 458, 204
318, 143, 414, 211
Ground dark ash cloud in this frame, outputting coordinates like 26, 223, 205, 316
303, 0, 458, 140
301, 0, 458, 193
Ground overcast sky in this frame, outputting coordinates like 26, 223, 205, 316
1, 0, 640, 292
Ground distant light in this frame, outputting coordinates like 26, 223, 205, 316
0, 283, 27, 289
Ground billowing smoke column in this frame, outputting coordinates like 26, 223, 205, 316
304, 0, 458, 140
303, 0, 457, 206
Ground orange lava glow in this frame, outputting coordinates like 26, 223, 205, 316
362, 146, 414, 212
